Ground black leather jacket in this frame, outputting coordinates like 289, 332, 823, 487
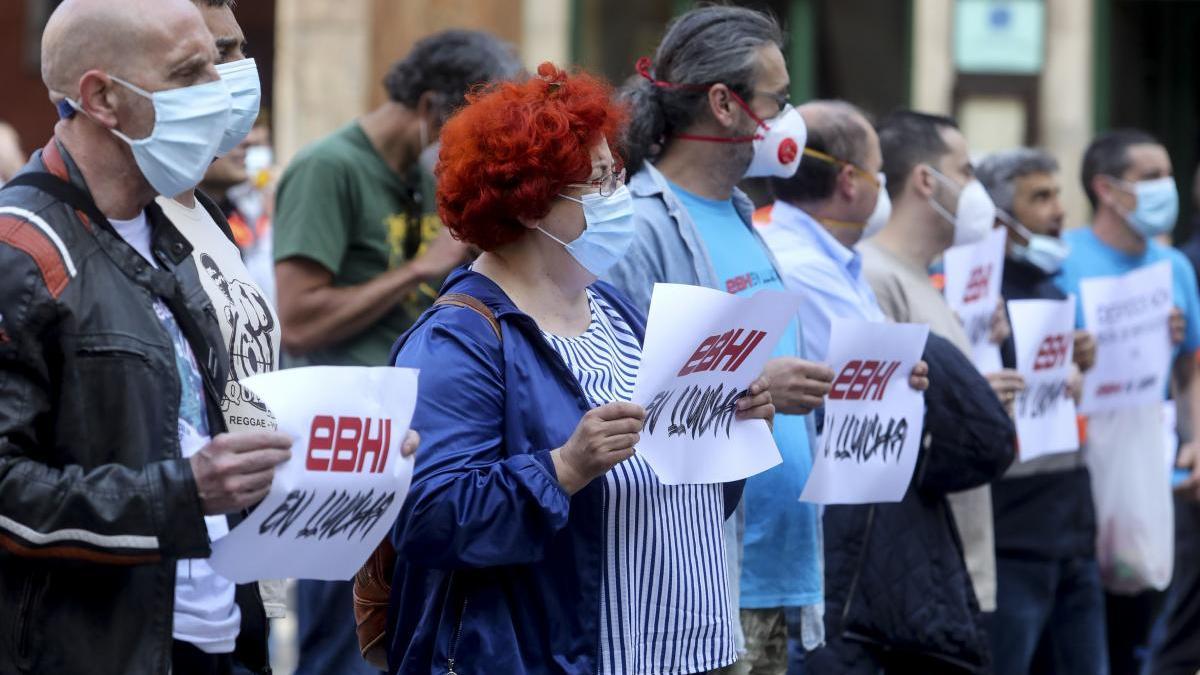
0, 139, 269, 674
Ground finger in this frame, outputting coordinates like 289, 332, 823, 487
798, 394, 825, 411
228, 466, 277, 495
602, 433, 641, 452
401, 430, 420, 457
604, 446, 636, 467
217, 431, 295, 454
800, 380, 833, 397
235, 486, 272, 510
737, 391, 772, 411
808, 364, 836, 383
911, 361, 929, 376
600, 417, 645, 436
228, 448, 292, 475
736, 403, 775, 422
593, 402, 647, 421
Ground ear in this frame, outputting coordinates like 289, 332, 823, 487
416, 90, 445, 133
706, 84, 740, 129
1091, 174, 1119, 207
836, 164, 858, 201
76, 70, 120, 129
909, 164, 936, 200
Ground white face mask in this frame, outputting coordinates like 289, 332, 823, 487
65, 75, 232, 197
215, 58, 261, 156
744, 105, 807, 178
864, 179, 891, 239
927, 167, 996, 246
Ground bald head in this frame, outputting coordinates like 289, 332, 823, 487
43, 0, 217, 101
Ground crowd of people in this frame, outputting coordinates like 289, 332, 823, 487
0, 1, 1197, 674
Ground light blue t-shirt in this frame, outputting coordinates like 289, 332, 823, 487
1056, 227, 1200, 364
671, 183, 822, 609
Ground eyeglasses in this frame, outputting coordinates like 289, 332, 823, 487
565, 167, 627, 198
752, 90, 791, 115
803, 148, 883, 189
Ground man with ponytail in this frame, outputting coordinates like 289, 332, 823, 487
605, 7, 831, 673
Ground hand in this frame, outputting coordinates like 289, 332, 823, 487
986, 369, 1026, 417
1066, 364, 1084, 405
909, 360, 930, 392
401, 430, 420, 457
990, 296, 1011, 346
1170, 307, 1186, 346
190, 431, 293, 515
411, 228, 470, 282
552, 402, 645, 495
762, 357, 834, 415
736, 375, 775, 431
1073, 330, 1097, 373
1175, 441, 1200, 501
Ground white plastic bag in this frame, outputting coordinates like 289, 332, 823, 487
1086, 403, 1175, 594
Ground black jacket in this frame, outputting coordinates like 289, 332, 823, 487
0, 140, 269, 674
812, 333, 1016, 674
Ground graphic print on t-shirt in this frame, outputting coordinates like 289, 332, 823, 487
198, 252, 277, 428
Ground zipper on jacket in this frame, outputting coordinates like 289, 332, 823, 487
841, 505, 876, 625
15, 570, 47, 667
446, 593, 469, 675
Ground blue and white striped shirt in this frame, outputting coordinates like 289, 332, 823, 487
543, 289, 736, 675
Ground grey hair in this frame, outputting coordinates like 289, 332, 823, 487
976, 148, 1060, 213
620, 5, 784, 174
384, 30, 523, 118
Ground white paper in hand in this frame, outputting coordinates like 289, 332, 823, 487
631, 283, 799, 484
801, 320, 928, 504
1079, 261, 1173, 413
1009, 298, 1080, 461
209, 366, 417, 583
943, 227, 1006, 373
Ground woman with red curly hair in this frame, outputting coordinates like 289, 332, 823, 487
385, 64, 774, 674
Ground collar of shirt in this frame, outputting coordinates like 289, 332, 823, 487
771, 200, 863, 278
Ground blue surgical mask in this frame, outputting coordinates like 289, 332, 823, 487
999, 210, 1069, 274
540, 184, 636, 277
64, 75, 232, 197
1115, 176, 1179, 239
215, 58, 261, 156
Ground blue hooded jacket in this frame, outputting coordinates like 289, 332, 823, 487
385, 267, 743, 674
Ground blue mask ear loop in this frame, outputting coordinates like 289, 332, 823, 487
56, 99, 77, 119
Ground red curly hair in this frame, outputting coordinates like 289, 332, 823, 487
436, 62, 628, 251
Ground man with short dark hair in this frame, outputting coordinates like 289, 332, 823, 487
977, 148, 1106, 675
272, 30, 521, 674
861, 109, 1024, 628
1057, 129, 1200, 675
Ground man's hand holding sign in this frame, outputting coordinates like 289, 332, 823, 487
801, 319, 929, 504
631, 284, 795, 485
208, 366, 419, 583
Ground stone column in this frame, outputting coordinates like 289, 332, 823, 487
911, 0, 956, 114
1040, 0, 1093, 226
273, 0, 373, 165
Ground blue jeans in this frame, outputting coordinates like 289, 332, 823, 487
295, 579, 381, 675
989, 556, 1108, 675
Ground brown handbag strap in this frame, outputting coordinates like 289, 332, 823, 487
434, 292, 502, 342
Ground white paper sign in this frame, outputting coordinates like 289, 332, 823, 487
800, 320, 929, 504
1080, 261, 1173, 414
944, 228, 1007, 373
209, 367, 417, 583
1009, 298, 1079, 461
631, 283, 798, 484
